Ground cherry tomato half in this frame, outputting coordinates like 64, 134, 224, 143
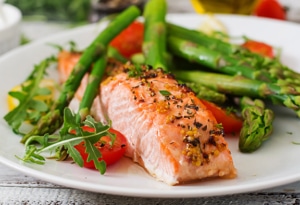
74, 127, 127, 169
242, 40, 274, 58
110, 21, 144, 59
201, 100, 243, 135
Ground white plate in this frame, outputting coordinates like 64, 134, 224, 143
0, 14, 300, 198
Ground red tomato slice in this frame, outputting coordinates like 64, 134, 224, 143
110, 21, 144, 59
242, 40, 274, 58
201, 100, 243, 135
254, 0, 286, 20
74, 127, 127, 169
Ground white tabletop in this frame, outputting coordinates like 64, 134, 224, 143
1, 1, 300, 204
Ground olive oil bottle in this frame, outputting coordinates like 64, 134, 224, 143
191, 0, 260, 14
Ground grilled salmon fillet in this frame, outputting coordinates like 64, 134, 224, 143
58, 51, 237, 185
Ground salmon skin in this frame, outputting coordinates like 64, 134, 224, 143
58, 51, 237, 185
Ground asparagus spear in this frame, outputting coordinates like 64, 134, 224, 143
238, 96, 274, 153
167, 22, 238, 55
21, 6, 141, 143
167, 36, 274, 83
167, 23, 300, 90
76, 56, 107, 123
107, 46, 128, 64
167, 35, 300, 95
143, 0, 168, 71
173, 70, 300, 117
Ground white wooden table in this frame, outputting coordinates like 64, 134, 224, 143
1, 1, 300, 204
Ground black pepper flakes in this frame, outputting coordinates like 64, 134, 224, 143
183, 136, 200, 147
149, 88, 156, 97
208, 135, 217, 146
184, 103, 199, 111
194, 120, 202, 129
210, 129, 224, 136
175, 115, 183, 120
178, 83, 193, 93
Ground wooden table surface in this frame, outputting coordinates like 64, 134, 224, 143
1, 1, 300, 204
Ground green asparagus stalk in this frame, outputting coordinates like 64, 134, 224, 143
234, 48, 300, 89
76, 56, 107, 123
173, 70, 300, 117
167, 35, 300, 95
21, 6, 141, 143
167, 22, 238, 55
167, 35, 275, 83
238, 96, 275, 153
167, 23, 300, 90
107, 46, 128, 63
143, 0, 168, 71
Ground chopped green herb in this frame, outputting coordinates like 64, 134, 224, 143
127, 63, 143, 78
215, 123, 223, 129
159, 90, 171, 96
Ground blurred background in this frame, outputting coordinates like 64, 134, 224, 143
1, 0, 299, 52
5, 0, 299, 24
5, 0, 148, 23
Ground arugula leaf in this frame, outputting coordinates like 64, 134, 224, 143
64, 142, 84, 167
4, 56, 57, 134
83, 115, 113, 144
19, 108, 113, 175
17, 145, 46, 165
59, 107, 81, 137
85, 140, 106, 174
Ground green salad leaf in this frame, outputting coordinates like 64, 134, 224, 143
4, 56, 57, 134
19, 107, 113, 174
